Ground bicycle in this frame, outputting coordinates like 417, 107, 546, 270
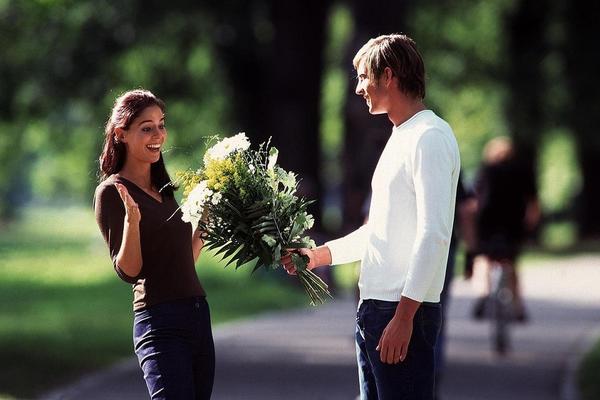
487, 258, 515, 355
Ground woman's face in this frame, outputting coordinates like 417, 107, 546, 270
118, 105, 167, 165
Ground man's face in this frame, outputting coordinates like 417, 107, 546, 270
355, 61, 388, 115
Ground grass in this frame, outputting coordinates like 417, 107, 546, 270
578, 338, 600, 400
0, 206, 307, 399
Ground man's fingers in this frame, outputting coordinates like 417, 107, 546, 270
378, 329, 387, 363
392, 346, 402, 364
400, 342, 408, 362
280, 259, 297, 275
388, 347, 397, 364
376, 332, 382, 352
284, 266, 297, 275
380, 343, 389, 364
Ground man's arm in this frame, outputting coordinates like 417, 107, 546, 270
403, 128, 458, 301
379, 128, 459, 364
282, 224, 369, 273
282, 245, 332, 274
377, 296, 421, 364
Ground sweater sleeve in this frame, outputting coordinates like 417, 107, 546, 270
402, 129, 458, 301
325, 224, 369, 265
93, 183, 138, 284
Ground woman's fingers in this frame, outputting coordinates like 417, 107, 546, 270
115, 184, 137, 207
115, 183, 141, 221
115, 183, 128, 204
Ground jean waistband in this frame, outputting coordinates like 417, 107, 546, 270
135, 296, 206, 314
360, 299, 441, 308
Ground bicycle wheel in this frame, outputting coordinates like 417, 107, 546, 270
489, 263, 513, 355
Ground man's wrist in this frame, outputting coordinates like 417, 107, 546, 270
314, 246, 332, 267
394, 296, 421, 321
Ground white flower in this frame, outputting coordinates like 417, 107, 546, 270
181, 199, 201, 228
267, 147, 279, 171
211, 192, 222, 205
204, 132, 251, 164
188, 180, 210, 206
249, 164, 256, 174
180, 180, 212, 227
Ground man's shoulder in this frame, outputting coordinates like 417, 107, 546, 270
416, 111, 452, 134
410, 114, 460, 163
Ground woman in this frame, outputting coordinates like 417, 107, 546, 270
94, 89, 214, 399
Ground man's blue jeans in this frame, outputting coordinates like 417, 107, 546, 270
133, 297, 215, 400
356, 299, 442, 400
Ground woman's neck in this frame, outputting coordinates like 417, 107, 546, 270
118, 163, 152, 191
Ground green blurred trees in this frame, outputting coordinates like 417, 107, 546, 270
0, 0, 232, 218
0, 0, 599, 238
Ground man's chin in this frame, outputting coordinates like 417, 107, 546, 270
368, 107, 385, 115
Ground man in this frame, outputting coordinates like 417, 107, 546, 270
282, 34, 460, 399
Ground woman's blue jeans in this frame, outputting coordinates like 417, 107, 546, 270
133, 297, 215, 400
356, 299, 442, 400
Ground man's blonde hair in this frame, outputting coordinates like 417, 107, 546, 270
353, 34, 426, 99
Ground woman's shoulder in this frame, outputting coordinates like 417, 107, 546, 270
94, 175, 120, 203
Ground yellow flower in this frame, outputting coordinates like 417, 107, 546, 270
176, 171, 202, 198
204, 157, 237, 192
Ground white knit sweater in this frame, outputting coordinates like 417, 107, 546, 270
326, 110, 460, 302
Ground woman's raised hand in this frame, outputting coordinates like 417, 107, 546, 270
115, 183, 141, 224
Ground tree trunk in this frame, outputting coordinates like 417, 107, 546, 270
264, 1, 330, 228
564, 0, 600, 237
504, 0, 548, 202
213, 1, 329, 228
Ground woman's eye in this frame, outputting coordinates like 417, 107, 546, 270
159, 124, 165, 130
142, 127, 152, 132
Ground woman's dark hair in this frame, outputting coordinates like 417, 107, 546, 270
99, 89, 175, 197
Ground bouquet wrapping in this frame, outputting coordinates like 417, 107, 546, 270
177, 133, 332, 305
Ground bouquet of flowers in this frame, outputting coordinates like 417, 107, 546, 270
177, 133, 332, 306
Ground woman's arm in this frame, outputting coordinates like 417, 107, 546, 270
114, 183, 143, 278
191, 227, 205, 263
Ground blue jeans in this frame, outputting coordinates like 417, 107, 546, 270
356, 299, 442, 400
133, 297, 215, 400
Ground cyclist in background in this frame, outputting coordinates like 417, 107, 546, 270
470, 136, 540, 322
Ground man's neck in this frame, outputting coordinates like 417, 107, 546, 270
388, 97, 426, 127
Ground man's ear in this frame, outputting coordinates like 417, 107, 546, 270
384, 67, 394, 88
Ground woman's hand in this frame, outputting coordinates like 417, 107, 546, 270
115, 183, 141, 224
113, 183, 143, 277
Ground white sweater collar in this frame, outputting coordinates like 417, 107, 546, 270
393, 109, 432, 133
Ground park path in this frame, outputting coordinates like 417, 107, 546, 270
41, 255, 600, 400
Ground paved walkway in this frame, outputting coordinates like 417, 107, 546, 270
41, 255, 600, 400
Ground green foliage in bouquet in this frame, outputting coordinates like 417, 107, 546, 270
177, 133, 332, 305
